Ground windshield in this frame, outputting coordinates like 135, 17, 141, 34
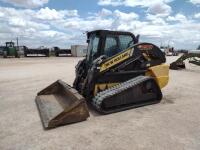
6, 42, 14, 48
86, 34, 100, 62
104, 34, 134, 57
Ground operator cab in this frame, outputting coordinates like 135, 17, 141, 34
6, 42, 15, 48
86, 30, 139, 64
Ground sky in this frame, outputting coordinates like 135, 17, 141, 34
0, 0, 200, 49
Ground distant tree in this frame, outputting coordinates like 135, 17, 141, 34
197, 45, 200, 50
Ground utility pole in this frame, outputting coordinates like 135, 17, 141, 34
17, 37, 18, 47
16, 37, 19, 51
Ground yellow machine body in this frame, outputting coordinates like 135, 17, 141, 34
146, 64, 169, 89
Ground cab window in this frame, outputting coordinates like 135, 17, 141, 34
119, 35, 134, 50
104, 37, 118, 57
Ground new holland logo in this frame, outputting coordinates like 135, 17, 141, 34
100, 48, 134, 72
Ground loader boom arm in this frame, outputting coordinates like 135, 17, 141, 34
170, 53, 200, 70
174, 53, 200, 63
99, 43, 166, 73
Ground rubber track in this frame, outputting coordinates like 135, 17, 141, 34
92, 76, 154, 114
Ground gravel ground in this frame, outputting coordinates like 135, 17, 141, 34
0, 56, 200, 150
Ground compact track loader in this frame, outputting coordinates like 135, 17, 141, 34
36, 30, 169, 129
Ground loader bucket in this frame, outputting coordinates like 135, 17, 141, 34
35, 80, 89, 129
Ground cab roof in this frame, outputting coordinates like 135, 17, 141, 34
87, 30, 135, 38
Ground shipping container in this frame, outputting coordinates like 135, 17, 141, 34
71, 45, 87, 57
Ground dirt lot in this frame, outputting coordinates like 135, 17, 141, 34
0, 56, 200, 150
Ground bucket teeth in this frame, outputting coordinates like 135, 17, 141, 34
35, 80, 89, 129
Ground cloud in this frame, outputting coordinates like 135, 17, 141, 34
0, 6, 200, 49
0, 7, 49, 30
167, 13, 187, 22
110, 11, 200, 49
100, 8, 113, 16
0, 7, 78, 47
98, 0, 124, 6
0, 0, 49, 8
189, 0, 200, 4
88, 8, 112, 18
98, 0, 173, 15
63, 17, 113, 31
194, 13, 200, 18
147, 2, 172, 16
114, 10, 139, 20
99, 0, 168, 7
146, 14, 167, 25
36, 7, 78, 20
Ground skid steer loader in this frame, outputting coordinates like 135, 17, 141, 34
35, 30, 169, 129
